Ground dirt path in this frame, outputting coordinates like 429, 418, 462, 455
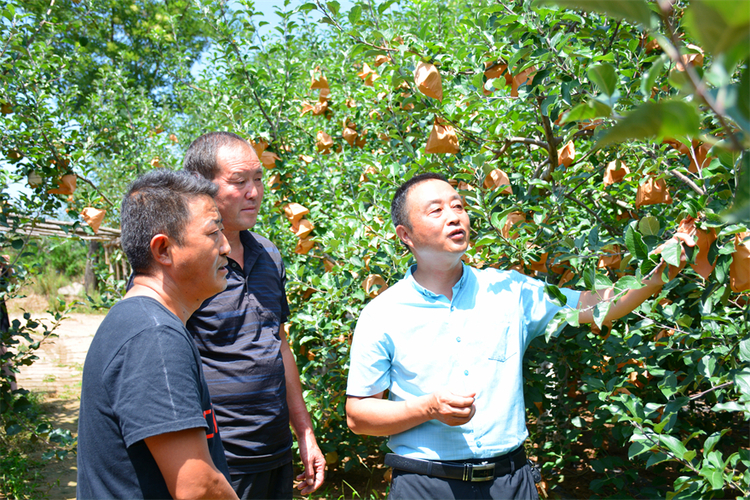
12, 312, 103, 500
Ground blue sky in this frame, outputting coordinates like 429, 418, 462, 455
191, 0, 354, 77
234, 0, 354, 39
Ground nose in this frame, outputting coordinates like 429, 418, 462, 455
219, 232, 231, 256
245, 182, 259, 200
446, 207, 460, 224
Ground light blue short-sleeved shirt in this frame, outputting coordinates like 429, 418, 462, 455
346, 263, 581, 461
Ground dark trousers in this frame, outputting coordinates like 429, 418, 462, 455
389, 463, 539, 500
231, 461, 294, 500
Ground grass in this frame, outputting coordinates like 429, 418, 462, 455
296, 461, 390, 500
0, 392, 50, 500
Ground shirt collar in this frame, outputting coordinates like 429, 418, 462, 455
405, 262, 469, 300
237, 230, 262, 273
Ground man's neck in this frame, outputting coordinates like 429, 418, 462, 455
224, 229, 245, 268
125, 276, 196, 325
411, 255, 464, 300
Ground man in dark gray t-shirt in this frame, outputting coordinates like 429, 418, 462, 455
77, 169, 238, 500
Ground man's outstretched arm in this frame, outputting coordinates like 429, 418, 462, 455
577, 233, 694, 325
346, 389, 477, 436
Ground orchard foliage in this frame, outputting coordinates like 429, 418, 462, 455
2, 0, 750, 497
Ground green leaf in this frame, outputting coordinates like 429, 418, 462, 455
722, 152, 750, 224
660, 434, 687, 460
378, 0, 398, 15
703, 430, 729, 455
647, 451, 671, 467
538, 0, 653, 26
348, 5, 362, 23
593, 301, 611, 329
639, 215, 660, 236
560, 99, 612, 123
628, 440, 651, 459
683, 0, 750, 59
545, 283, 567, 307
740, 339, 750, 363
614, 276, 644, 293
700, 466, 725, 491
297, 2, 318, 13
660, 239, 682, 267
490, 207, 521, 230
658, 372, 679, 399
734, 370, 750, 398
738, 64, 750, 126
5, 423, 22, 436
326, 1, 340, 16
712, 401, 745, 412
714, 66, 750, 132
594, 101, 700, 150
588, 62, 618, 96
545, 308, 580, 341
683, 450, 697, 463
640, 54, 668, 100
625, 222, 649, 260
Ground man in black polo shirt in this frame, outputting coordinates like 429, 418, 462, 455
183, 132, 325, 499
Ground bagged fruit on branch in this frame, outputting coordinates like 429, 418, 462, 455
636, 177, 673, 208
483, 169, 512, 194
81, 207, 106, 234
730, 232, 750, 292
425, 118, 459, 154
414, 61, 443, 101
603, 160, 630, 186
48, 174, 77, 195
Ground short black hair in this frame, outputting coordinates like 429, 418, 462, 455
121, 169, 218, 275
391, 172, 449, 230
183, 131, 251, 180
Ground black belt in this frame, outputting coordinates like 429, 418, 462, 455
384, 447, 527, 482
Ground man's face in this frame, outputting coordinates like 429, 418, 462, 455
172, 195, 231, 301
399, 179, 471, 258
213, 142, 264, 232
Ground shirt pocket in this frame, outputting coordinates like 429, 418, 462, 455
488, 321, 518, 362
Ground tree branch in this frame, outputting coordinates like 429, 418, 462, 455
667, 169, 705, 196
689, 381, 734, 401
656, 1, 744, 153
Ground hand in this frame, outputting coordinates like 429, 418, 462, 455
427, 389, 476, 426
294, 434, 325, 495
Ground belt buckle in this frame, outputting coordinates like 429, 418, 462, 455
463, 462, 495, 482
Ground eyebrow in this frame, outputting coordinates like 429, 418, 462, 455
206, 217, 223, 228
425, 195, 461, 205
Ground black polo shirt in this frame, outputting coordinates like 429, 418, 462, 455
186, 230, 293, 474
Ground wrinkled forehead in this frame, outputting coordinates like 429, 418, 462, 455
216, 141, 260, 174
405, 178, 459, 209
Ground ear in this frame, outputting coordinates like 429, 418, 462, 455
150, 234, 173, 266
395, 224, 413, 249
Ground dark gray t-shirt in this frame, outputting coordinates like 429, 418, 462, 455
77, 296, 229, 499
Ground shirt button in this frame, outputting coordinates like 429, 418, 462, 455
477, 441, 482, 448
464, 370, 469, 376
456, 337, 461, 342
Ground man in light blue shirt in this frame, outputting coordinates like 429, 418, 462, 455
346, 173, 691, 499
